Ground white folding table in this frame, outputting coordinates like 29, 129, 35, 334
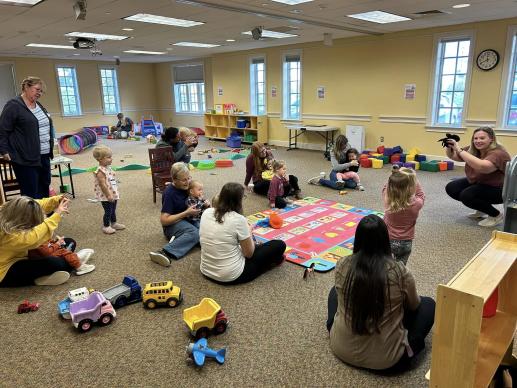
285, 124, 338, 159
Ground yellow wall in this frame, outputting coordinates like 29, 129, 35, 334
0, 57, 159, 134
208, 17, 517, 156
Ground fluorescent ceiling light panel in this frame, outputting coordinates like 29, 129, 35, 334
242, 30, 297, 39
123, 50, 166, 55
0, 0, 42, 5
65, 32, 128, 41
26, 43, 75, 49
173, 42, 220, 48
347, 11, 411, 24
452, 3, 470, 8
124, 13, 203, 27
271, 0, 313, 4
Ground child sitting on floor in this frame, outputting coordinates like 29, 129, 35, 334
261, 159, 274, 181
268, 160, 302, 208
382, 167, 425, 265
29, 236, 95, 276
336, 148, 365, 191
186, 180, 211, 226
179, 127, 198, 151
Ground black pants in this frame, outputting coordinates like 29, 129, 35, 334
11, 154, 51, 199
0, 256, 74, 287
253, 180, 271, 196
326, 287, 435, 372
445, 177, 503, 217
101, 200, 118, 227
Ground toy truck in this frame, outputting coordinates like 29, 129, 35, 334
183, 298, 228, 339
57, 287, 92, 319
102, 275, 142, 308
69, 291, 116, 333
18, 300, 40, 314
142, 281, 182, 309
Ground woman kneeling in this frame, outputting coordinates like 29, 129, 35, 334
200, 182, 286, 284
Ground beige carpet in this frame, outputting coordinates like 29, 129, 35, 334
0, 136, 502, 387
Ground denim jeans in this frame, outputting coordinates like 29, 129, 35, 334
320, 170, 357, 190
11, 154, 51, 199
162, 219, 200, 260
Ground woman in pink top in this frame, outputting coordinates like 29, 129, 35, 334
383, 167, 425, 265
445, 127, 511, 228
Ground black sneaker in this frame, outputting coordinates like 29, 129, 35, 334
149, 249, 173, 267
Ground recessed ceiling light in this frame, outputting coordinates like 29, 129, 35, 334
242, 29, 297, 39
166, 48, 173, 51
65, 32, 128, 41
73, 53, 81, 56
452, 3, 470, 8
347, 11, 411, 24
26, 43, 75, 49
123, 50, 167, 55
124, 13, 204, 27
105, 12, 111, 15
0, 0, 43, 6
174, 42, 220, 48
226, 39, 236, 42
271, 0, 313, 5
290, 9, 302, 14
122, 28, 134, 31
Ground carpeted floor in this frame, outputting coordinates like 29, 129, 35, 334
0, 136, 503, 387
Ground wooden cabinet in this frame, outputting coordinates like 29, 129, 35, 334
203, 113, 268, 144
429, 231, 517, 388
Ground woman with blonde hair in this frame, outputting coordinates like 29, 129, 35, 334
0, 76, 55, 199
445, 127, 511, 227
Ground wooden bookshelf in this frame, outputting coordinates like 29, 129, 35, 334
204, 113, 268, 144
429, 231, 517, 388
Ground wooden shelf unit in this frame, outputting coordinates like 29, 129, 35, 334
204, 113, 268, 144
429, 231, 517, 388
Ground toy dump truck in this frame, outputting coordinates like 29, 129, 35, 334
58, 287, 92, 319
102, 275, 142, 308
183, 298, 228, 339
70, 291, 116, 333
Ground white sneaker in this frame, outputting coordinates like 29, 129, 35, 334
357, 184, 365, 191
478, 213, 504, 227
319, 172, 326, 179
77, 249, 95, 265
34, 271, 70, 286
335, 180, 346, 190
307, 176, 322, 185
467, 210, 486, 219
75, 263, 96, 276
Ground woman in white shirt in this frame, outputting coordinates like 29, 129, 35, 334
200, 182, 286, 284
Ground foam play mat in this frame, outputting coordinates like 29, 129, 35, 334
247, 197, 383, 272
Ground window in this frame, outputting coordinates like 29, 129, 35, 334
501, 28, 517, 129
282, 53, 301, 120
430, 37, 472, 127
173, 64, 205, 113
99, 67, 120, 115
56, 66, 81, 116
250, 57, 266, 115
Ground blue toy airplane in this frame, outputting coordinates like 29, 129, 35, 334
187, 338, 226, 367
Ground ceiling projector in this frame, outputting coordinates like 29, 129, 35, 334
73, 37, 95, 49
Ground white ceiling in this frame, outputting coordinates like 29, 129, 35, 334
0, 0, 516, 63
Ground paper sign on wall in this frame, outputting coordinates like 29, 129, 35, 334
271, 86, 277, 98
317, 86, 325, 100
217, 86, 223, 96
404, 84, 416, 100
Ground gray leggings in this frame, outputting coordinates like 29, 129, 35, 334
390, 240, 413, 265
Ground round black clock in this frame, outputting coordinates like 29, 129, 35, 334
476, 49, 499, 71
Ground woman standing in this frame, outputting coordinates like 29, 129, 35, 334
445, 127, 511, 227
200, 182, 286, 284
0, 77, 55, 199
327, 214, 435, 371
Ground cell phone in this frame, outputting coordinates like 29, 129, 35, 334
62, 192, 73, 200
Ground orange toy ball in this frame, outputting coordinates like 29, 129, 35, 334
269, 212, 283, 229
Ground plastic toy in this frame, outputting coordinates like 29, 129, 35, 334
339, 190, 348, 195
18, 300, 40, 314
59, 127, 98, 154
103, 275, 142, 308
269, 212, 283, 229
142, 281, 182, 309
70, 291, 116, 332
187, 338, 226, 367
303, 263, 316, 280
438, 133, 460, 148
197, 160, 215, 170
183, 298, 228, 339
215, 159, 233, 167
58, 287, 93, 319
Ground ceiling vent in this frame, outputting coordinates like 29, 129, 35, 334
412, 10, 448, 16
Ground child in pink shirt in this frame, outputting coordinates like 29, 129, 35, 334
335, 148, 365, 191
382, 167, 425, 265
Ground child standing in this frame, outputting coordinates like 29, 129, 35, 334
268, 160, 302, 209
335, 148, 365, 191
93, 145, 125, 234
382, 167, 425, 265
186, 180, 211, 227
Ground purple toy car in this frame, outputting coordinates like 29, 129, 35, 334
69, 291, 117, 333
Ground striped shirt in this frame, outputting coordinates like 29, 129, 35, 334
30, 104, 51, 154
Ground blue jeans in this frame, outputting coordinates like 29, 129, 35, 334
162, 219, 199, 260
11, 154, 51, 199
320, 170, 357, 190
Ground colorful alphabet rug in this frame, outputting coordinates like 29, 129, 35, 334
247, 197, 383, 272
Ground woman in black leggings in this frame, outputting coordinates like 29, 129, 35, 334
445, 127, 511, 228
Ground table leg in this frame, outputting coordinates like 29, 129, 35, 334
67, 163, 76, 198
57, 165, 64, 188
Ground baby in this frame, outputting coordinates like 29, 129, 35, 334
186, 180, 210, 225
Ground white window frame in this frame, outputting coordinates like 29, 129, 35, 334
172, 63, 205, 115
497, 25, 517, 131
98, 66, 121, 115
249, 55, 266, 116
55, 65, 82, 117
427, 31, 475, 130
282, 50, 302, 121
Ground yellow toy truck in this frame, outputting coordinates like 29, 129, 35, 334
183, 298, 228, 339
142, 281, 182, 309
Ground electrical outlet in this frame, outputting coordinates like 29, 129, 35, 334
380, 136, 384, 143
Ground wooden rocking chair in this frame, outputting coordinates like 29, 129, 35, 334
148, 146, 174, 203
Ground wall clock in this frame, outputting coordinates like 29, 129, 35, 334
476, 49, 500, 71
